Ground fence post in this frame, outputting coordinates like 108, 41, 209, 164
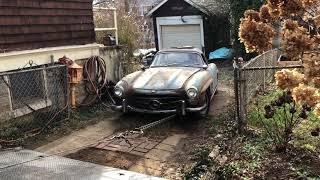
263, 52, 266, 91
272, 49, 277, 80
233, 59, 240, 127
235, 57, 247, 133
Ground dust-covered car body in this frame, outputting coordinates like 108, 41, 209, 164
112, 48, 218, 116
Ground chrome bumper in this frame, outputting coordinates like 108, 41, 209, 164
111, 99, 207, 115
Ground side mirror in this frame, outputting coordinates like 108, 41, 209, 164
202, 65, 208, 69
207, 63, 216, 69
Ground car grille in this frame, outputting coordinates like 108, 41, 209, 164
128, 94, 183, 110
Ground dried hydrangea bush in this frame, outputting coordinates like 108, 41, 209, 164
239, 0, 320, 150
240, 0, 320, 118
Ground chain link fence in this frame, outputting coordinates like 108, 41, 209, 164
0, 64, 69, 147
234, 49, 304, 130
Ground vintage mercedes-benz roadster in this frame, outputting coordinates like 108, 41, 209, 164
112, 48, 218, 116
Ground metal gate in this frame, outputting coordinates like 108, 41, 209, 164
0, 64, 69, 147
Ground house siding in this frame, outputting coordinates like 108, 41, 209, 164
0, 0, 95, 53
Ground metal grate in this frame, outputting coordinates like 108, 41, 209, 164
129, 94, 183, 110
0, 64, 69, 147
0, 149, 163, 180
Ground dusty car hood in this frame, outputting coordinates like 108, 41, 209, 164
132, 67, 201, 90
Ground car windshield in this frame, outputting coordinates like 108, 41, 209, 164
151, 52, 205, 67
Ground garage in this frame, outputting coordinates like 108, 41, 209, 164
155, 15, 205, 51
147, 0, 230, 56
161, 25, 202, 50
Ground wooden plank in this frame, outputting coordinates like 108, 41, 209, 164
0, 31, 95, 44
0, 24, 94, 35
0, 37, 95, 52
0, 0, 93, 10
0, 7, 93, 16
95, 28, 117, 31
0, 16, 93, 26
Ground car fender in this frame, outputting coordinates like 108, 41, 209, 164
184, 70, 213, 95
207, 63, 219, 95
116, 70, 144, 97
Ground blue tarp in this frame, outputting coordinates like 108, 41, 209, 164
209, 47, 234, 60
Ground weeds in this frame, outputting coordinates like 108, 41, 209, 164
215, 139, 265, 179
248, 89, 320, 152
219, 161, 242, 178
184, 146, 214, 179
241, 142, 263, 160
0, 104, 113, 148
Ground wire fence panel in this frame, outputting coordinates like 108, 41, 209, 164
234, 49, 303, 130
243, 49, 279, 102
0, 65, 69, 146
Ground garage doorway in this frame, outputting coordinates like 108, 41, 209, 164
161, 25, 202, 50
156, 16, 204, 51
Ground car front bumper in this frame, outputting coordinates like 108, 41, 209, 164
111, 99, 207, 116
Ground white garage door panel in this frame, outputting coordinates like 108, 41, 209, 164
161, 25, 201, 50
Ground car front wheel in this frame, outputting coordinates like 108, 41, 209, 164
198, 92, 210, 117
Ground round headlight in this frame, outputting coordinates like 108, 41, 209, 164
114, 86, 124, 97
187, 87, 198, 99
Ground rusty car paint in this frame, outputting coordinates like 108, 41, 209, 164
132, 67, 201, 90
114, 48, 219, 114
184, 70, 213, 94
120, 67, 214, 99
122, 71, 144, 85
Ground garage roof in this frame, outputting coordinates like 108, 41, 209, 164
147, 0, 209, 16
147, 0, 230, 17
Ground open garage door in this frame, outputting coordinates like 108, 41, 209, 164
160, 25, 202, 50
